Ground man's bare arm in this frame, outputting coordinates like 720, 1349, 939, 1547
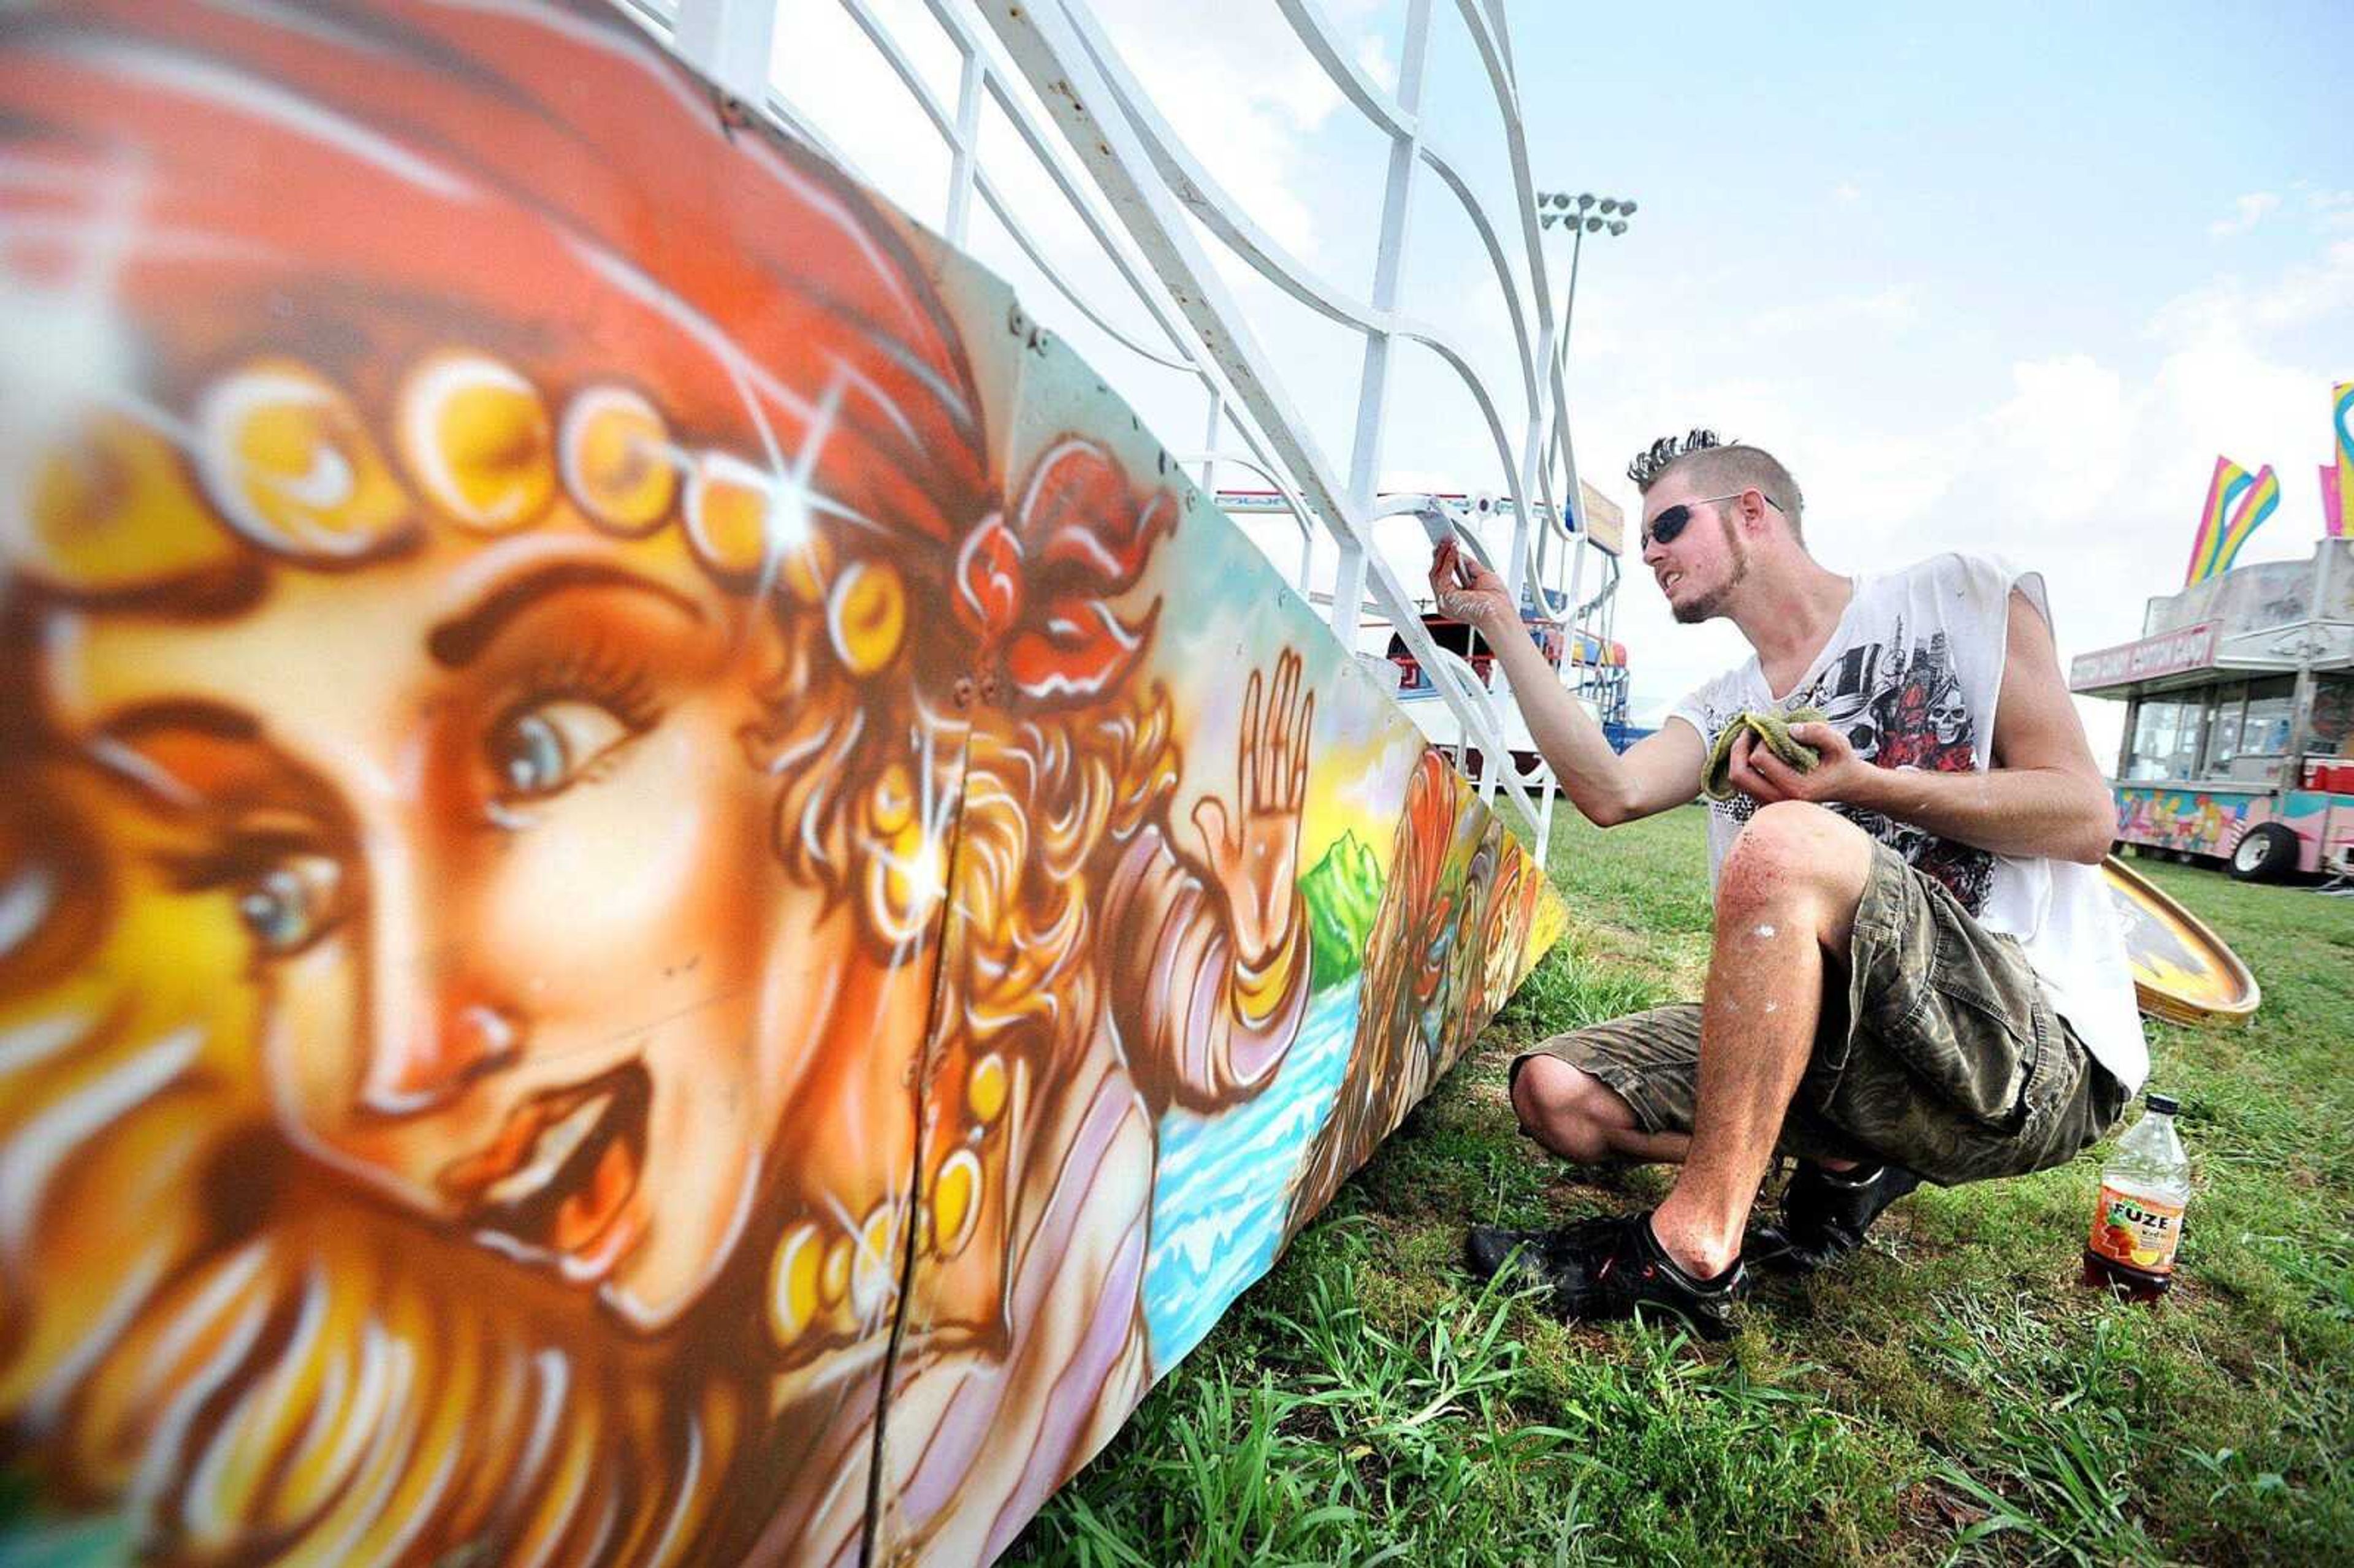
1431, 542, 1705, 826
1728, 587, 2119, 863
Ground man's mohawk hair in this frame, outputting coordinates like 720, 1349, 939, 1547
1627, 428, 1733, 489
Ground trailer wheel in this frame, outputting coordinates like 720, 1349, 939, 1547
2230, 823, 2298, 883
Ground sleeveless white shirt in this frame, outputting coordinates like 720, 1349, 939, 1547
1669, 552, 2148, 1092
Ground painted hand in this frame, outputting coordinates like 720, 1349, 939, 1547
1428, 541, 1511, 633
1192, 647, 1314, 967
1727, 720, 1873, 807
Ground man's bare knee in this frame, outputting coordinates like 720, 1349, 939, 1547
1511, 1056, 1635, 1164
1718, 801, 1872, 941
1723, 801, 1842, 886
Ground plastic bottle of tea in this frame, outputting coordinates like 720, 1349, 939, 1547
2082, 1092, 2189, 1300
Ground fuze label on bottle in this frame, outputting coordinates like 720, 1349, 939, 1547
2088, 1185, 2184, 1274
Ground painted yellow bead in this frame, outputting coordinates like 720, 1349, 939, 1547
684, 451, 771, 579
829, 558, 905, 675
397, 351, 555, 531
931, 1149, 981, 1258
197, 359, 411, 559
25, 414, 235, 591
765, 1222, 825, 1344
967, 1052, 1008, 1125
561, 386, 677, 534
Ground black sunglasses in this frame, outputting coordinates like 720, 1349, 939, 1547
1642, 490, 1782, 550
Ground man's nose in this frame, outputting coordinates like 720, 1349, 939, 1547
356, 843, 522, 1117
360, 997, 522, 1116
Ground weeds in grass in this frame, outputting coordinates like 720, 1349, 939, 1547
1010, 809, 2354, 1565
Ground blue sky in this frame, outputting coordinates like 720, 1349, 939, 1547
1488, 1, 2354, 740
766, 0, 2353, 755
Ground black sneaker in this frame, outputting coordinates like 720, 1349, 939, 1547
1463, 1211, 1746, 1340
1745, 1159, 1922, 1274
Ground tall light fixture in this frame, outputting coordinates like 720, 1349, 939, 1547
1533, 186, 1636, 523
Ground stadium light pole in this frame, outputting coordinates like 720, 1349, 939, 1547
1536, 189, 1634, 381
1534, 189, 1635, 500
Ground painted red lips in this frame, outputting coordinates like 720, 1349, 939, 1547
438, 1060, 650, 1265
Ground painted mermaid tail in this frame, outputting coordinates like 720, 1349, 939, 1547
1702, 707, 1832, 801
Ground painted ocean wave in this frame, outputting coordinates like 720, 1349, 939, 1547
1142, 978, 1361, 1368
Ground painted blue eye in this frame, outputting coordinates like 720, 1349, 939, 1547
236, 855, 343, 956
497, 712, 569, 796
487, 699, 635, 802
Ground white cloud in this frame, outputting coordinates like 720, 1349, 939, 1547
2208, 191, 2279, 238
1832, 181, 1863, 204
2310, 193, 2354, 233
1356, 32, 1398, 93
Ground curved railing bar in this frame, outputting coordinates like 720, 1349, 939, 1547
1258, 0, 1575, 546
994, 0, 1585, 582
1447, 0, 1583, 531
1051, 0, 1566, 590
1365, 496, 1533, 596
772, 2, 1331, 577
1059, 3, 1388, 338
1398, 326, 1555, 615
916, 0, 1379, 599
838, 0, 958, 140
761, 85, 880, 192
1476, 0, 1517, 91
974, 171, 1197, 373
1170, 452, 1316, 543
931, 0, 1219, 373
1414, 140, 1544, 462
980, 0, 1544, 837
1041, 0, 1567, 598
1269, 0, 1413, 139
828, 0, 1190, 375
1258, 2, 1540, 424
1401, 648, 1525, 808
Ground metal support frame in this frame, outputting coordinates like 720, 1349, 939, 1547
977, 0, 1543, 838
1336, 0, 1432, 647
653, 0, 1594, 843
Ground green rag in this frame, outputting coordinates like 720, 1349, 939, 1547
1702, 707, 1831, 802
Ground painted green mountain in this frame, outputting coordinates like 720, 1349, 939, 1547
1301, 829, 1383, 991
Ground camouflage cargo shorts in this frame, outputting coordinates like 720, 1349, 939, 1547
1517, 842, 2130, 1187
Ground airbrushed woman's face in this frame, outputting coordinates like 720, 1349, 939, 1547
40, 523, 866, 1331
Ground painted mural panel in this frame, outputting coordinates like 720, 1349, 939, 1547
2113, 786, 2258, 858
0, 2, 1565, 1564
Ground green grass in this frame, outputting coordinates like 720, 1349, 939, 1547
1007, 806, 2354, 1566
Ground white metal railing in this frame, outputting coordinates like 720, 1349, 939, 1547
646, 0, 1596, 843
1422, 645, 1558, 845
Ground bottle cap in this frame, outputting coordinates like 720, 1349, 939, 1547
2146, 1092, 2179, 1116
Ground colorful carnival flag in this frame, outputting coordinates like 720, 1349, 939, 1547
2185, 457, 2253, 584
2193, 463, 2269, 586
2184, 457, 2280, 585
2330, 380, 2352, 538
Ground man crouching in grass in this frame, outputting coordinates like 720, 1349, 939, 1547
1434, 429, 2144, 1338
